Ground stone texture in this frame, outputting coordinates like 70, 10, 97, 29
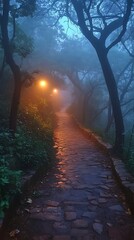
98, 198, 107, 203
82, 211, 96, 218
53, 222, 67, 231
99, 193, 111, 198
87, 195, 95, 201
109, 205, 123, 211
30, 212, 46, 220
30, 207, 42, 213
90, 200, 98, 205
72, 219, 89, 228
45, 200, 59, 207
33, 236, 50, 240
71, 229, 89, 236
75, 233, 95, 240
43, 206, 62, 221
65, 212, 77, 221
64, 206, 75, 212
93, 223, 103, 234
100, 185, 109, 190
64, 201, 88, 206
53, 236, 71, 240
4, 112, 134, 240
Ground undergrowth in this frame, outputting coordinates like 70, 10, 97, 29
124, 126, 134, 176
0, 99, 55, 218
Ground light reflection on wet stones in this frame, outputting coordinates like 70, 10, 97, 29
6, 113, 134, 240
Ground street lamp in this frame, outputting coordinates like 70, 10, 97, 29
38, 79, 48, 102
39, 80, 47, 88
53, 88, 58, 94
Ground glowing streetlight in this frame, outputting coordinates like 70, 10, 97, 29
53, 88, 58, 94
39, 80, 47, 88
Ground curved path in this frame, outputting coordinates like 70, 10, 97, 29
5, 112, 134, 240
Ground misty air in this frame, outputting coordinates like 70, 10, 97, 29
0, 1, 134, 239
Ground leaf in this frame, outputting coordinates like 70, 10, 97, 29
9, 229, 20, 237
26, 198, 32, 204
0, 210, 4, 218
1, 177, 9, 184
24, 208, 30, 213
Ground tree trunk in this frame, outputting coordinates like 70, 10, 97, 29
1, 0, 22, 133
9, 68, 21, 132
96, 46, 124, 155
105, 99, 113, 134
0, 54, 5, 83
82, 94, 87, 124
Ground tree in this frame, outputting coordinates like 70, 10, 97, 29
105, 59, 134, 134
64, 0, 133, 155
0, 0, 36, 133
58, 38, 104, 123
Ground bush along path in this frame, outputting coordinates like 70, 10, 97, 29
3, 112, 134, 240
0, 100, 55, 232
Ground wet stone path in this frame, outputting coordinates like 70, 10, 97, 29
5, 113, 134, 240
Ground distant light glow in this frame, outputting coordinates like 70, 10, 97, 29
39, 80, 47, 88
53, 88, 58, 94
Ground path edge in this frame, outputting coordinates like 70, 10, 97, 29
0, 159, 52, 238
73, 117, 134, 215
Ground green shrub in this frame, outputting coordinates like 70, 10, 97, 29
0, 98, 55, 218
17, 101, 55, 169
0, 164, 21, 218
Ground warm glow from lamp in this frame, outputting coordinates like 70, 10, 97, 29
39, 80, 47, 88
53, 88, 58, 94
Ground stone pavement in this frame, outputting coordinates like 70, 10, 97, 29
5, 112, 134, 240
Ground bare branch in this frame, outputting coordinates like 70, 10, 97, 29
66, 0, 78, 25
106, 0, 133, 52
111, 0, 124, 14
121, 98, 134, 107
97, 0, 107, 28
120, 62, 134, 102
83, 0, 93, 32
66, 70, 83, 93
123, 107, 134, 117
91, 15, 122, 20
121, 40, 134, 58
87, 0, 93, 12
71, 0, 98, 46
91, 105, 108, 122
100, 17, 123, 42
116, 59, 134, 85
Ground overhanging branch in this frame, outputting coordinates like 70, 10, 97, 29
71, 0, 98, 46
100, 17, 123, 42
106, 0, 133, 52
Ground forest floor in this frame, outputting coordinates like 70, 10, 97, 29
4, 112, 134, 240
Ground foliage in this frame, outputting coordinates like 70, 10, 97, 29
0, 167, 21, 218
0, 131, 20, 217
126, 152, 134, 176
17, 0, 36, 17
0, 96, 55, 218
124, 126, 134, 176
17, 101, 55, 169
10, 0, 36, 18
12, 25, 34, 58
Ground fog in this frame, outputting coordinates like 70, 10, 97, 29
0, 0, 134, 159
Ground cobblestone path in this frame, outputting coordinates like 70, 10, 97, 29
5, 113, 134, 240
